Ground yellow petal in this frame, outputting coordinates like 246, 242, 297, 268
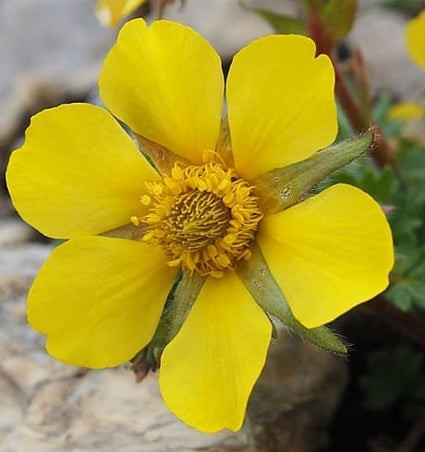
257, 184, 394, 328
96, 0, 147, 27
160, 272, 271, 432
227, 34, 337, 180
406, 10, 425, 71
28, 236, 177, 368
388, 102, 425, 121
6, 103, 158, 239
99, 19, 224, 164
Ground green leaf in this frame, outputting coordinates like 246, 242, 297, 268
361, 165, 396, 204
320, 0, 357, 42
370, 94, 404, 139
360, 345, 425, 410
248, 7, 308, 35
398, 138, 425, 184
380, 0, 424, 15
386, 283, 415, 311
387, 246, 425, 312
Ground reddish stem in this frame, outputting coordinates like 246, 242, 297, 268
306, 6, 399, 174
333, 59, 399, 173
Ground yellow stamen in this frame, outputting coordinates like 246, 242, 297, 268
140, 195, 151, 206
130, 216, 140, 226
135, 160, 263, 277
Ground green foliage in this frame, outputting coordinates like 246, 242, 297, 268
248, 0, 356, 44
380, 0, 424, 15
331, 158, 425, 312
371, 93, 404, 139
247, 7, 308, 35
320, 0, 357, 43
360, 344, 425, 410
328, 94, 425, 313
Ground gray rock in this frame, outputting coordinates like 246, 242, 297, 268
0, 243, 347, 451
162, 0, 425, 100
162, 0, 297, 59
0, 219, 34, 248
249, 330, 347, 451
351, 7, 425, 99
0, 0, 116, 176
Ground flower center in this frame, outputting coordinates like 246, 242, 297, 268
134, 160, 263, 278
165, 190, 231, 251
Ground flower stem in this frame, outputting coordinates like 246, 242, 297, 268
305, 3, 400, 174
332, 59, 399, 174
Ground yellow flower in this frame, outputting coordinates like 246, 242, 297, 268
388, 12, 425, 124
6, 20, 394, 432
96, 0, 147, 27
388, 101, 425, 121
406, 9, 425, 71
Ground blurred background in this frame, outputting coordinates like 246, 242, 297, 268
2, 0, 425, 451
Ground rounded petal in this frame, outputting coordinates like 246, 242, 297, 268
406, 10, 425, 71
6, 103, 158, 239
388, 102, 425, 121
28, 236, 177, 368
99, 19, 224, 163
160, 272, 271, 432
257, 184, 394, 328
96, 0, 147, 27
227, 34, 337, 180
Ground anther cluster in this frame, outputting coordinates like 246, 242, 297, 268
133, 160, 263, 277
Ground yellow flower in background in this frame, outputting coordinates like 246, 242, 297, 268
388, 101, 425, 121
96, 0, 147, 27
6, 20, 393, 432
388, 11, 425, 123
406, 9, 425, 71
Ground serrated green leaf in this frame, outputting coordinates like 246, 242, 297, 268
387, 246, 425, 311
386, 283, 414, 311
360, 345, 425, 410
398, 138, 425, 184
361, 165, 396, 203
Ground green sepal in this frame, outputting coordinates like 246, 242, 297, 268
215, 115, 234, 167
254, 129, 374, 215
101, 223, 147, 240
144, 271, 206, 364
236, 243, 347, 355
247, 7, 308, 35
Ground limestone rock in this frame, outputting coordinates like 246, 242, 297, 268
0, 243, 347, 451
0, 219, 34, 248
0, 0, 116, 176
162, 0, 299, 59
351, 6, 425, 99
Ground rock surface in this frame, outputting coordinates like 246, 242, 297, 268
351, 5, 425, 99
0, 242, 347, 451
1, 0, 423, 182
163, 0, 425, 100
0, 0, 116, 178
162, 0, 298, 59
